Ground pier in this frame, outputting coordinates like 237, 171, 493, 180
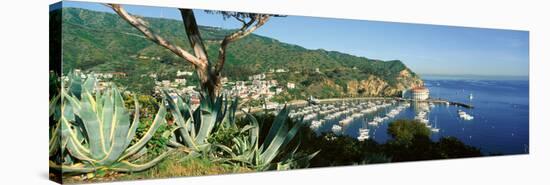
396, 98, 474, 109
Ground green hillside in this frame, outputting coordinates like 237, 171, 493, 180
58, 8, 423, 97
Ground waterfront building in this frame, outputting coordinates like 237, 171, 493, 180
411, 86, 430, 101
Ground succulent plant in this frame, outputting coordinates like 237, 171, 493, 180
162, 89, 318, 170
216, 106, 319, 171
49, 71, 64, 162
162, 91, 229, 153
50, 75, 171, 173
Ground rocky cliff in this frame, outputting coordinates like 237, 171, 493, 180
346, 69, 424, 97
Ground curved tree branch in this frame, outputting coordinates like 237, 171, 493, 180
107, 4, 204, 68
215, 14, 271, 74
179, 9, 209, 63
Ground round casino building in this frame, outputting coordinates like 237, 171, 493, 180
411, 86, 430, 101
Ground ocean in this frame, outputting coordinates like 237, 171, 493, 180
316, 75, 529, 155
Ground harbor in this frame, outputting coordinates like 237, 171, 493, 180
289, 78, 528, 155
241, 97, 472, 114
235, 78, 528, 155
286, 97, 469, 142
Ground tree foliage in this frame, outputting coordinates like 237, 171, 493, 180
387, 119, 431, 144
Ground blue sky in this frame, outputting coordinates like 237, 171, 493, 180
61, 1, 529, 77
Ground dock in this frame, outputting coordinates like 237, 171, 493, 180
397, 98, 474, 109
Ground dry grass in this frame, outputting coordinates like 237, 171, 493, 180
60, 148, 253, 184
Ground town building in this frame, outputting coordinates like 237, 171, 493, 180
176, 70, 193, 77
174, 78, 186, 85
275, 87, 283, 94
287, 82, 296, 89
248, 73, 266, 81
275, 69, 287, 73
161, 80, 171, 87
220, 77, 229, 84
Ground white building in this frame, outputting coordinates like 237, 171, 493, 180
161, 80, 171, 87
411, 87, 429, 101
174, 78, 186, 85
264, 102, 280, 110
220, 77, 229, 84
177, 70, 193, 77
103, 73, 113, 79
287, 82, 296, 89
275, 69, 287, 73
248, 73, 266, 80
276, 87, 283, 94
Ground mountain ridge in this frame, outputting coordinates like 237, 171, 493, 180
58, 7, 423, 98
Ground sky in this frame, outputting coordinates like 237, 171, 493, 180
60, 1, 529, 77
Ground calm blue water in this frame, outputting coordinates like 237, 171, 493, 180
316, 76, 529, 155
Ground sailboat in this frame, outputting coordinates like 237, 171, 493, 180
469, 93, 474, 100
431, 116, 440, 132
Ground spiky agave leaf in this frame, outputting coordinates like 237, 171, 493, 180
225, 97, 239, 129
49, 71, 64, 159
162, 90, 229, 153
219, 106, 318, 171
49, 93, 62, 157
275, 142, 320, 170
52, 84, 171, 174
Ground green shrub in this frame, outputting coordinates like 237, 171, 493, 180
387, 119, 431, 144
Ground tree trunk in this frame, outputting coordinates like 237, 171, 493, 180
195, 65, 221, 99
180, 9, 222, 99
110, 5, 270, 100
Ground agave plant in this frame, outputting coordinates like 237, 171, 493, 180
49, 72, 60, 155
50, 76, 171, 173
50, 72, 98, 165
162, 90, 230, 153
216, 106, 320, 171
49, 71, 72, 162
275, 142, 320, 170
223, 97, 239, 129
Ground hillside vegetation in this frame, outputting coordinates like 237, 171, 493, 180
60, 8, 423, 97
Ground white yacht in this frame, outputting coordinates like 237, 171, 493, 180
357, 128, 370, 141
431, 117, 440, 132
339, 117, 353, 125
373, 116, 384, 123
368, 120, 379, 126
310, 120, 323, 130
331, 125, 342, 133
458, 110, 474, 120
